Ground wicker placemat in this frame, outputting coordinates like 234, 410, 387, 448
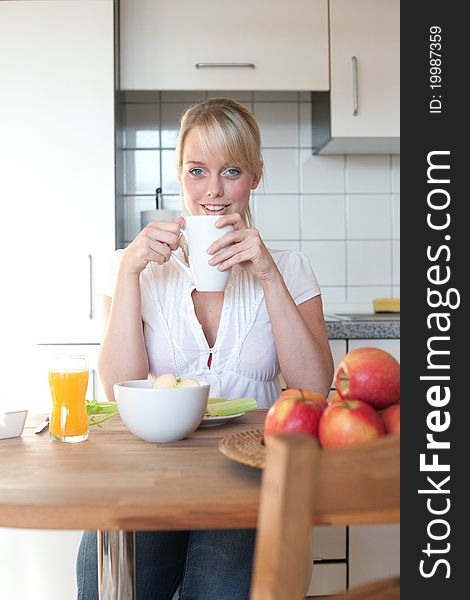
218, 429, 265, 469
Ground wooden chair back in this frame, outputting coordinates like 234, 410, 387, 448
250, 434, 400, 600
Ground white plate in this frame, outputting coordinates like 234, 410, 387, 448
199, 413, 246, 427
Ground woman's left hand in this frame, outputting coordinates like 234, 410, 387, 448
207, 213, 279, 283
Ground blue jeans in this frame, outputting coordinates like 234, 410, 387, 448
76, 529, 256, 600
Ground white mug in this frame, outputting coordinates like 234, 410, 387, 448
172, 215, 234, 292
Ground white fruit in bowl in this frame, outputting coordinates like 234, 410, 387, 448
152, 373, 178, 389
176, 377, 200, 388
152, 373, 200, 389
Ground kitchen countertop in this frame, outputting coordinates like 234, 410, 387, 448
324, 313, 400, 340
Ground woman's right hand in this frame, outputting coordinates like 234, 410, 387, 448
121, 217, 184, 275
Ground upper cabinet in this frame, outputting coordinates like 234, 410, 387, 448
120, 0, 329, 91
313, 0, 400, 153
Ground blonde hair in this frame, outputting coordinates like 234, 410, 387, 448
176, 98, 263, 226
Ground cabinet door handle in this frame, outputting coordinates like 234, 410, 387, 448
195, 62, 255, 69
352, 56, 359, 116
91, 368, 97, 400
88, 254, 94, 320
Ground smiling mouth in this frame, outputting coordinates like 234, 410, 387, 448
200, 204, 230, 215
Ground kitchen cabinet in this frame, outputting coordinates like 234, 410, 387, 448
348, 338, 400, 361
120, 0, 329, 91
337, 338, 400, 590
349, 524, 400, 587
329, 340, 348, 386
312, 0, 400, 154
306, 526, 347, 596
307, 563, 347, 596
0, 528, 83, 600
0, 0, 116, 346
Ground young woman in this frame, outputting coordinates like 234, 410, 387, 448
77, 97, 334, 600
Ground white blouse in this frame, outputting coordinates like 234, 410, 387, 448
103, 248, 321, 409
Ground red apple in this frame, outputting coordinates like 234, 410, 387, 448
335, 347, 400, 409
278, 388, 328, 410
264, 389, 327, 442
318, 399, 385, 449
379, 403, 400, 436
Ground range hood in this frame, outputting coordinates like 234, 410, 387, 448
311, 92, 400, 155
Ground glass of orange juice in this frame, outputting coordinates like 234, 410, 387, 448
48, 353, 89, 443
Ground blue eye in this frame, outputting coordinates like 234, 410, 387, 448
189, 168, 204, 176
224, 167, 241, 176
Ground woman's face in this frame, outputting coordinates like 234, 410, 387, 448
178, 127, 259, 217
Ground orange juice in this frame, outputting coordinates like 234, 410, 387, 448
49, 369, 89, 441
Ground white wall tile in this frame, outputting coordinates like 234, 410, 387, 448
161, 149, 179, 194
265, 240, 300, 251
254, 102, 298, 147
347, 286, 392, 303
254, 195, 299, 239
161, 91, 206, 102
240, 102, 254, 115
392, 240, 400, 285
391, 155, 400, 193
347, 241, 391, 285
124, 150, 160, 195
392, 194, 400, 239
161, 103, 188, 147
301, 195, 345, 240
124, 91, 159, 103
254, 91, 298, 101
159, 194, 183, 213
121, 94, 401, 306
300, 102, 312, 147
322, 286, 346, 304
346, 155, 390, 193
301, 150, 345, 194
248, 195, 256, 217
123, 103, 159, 148
301, 241, 346, 287
261, 148, 299, 193
346, 195, 391, 239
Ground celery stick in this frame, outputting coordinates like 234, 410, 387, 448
205, 398, 257, 417
207, 396, 228, 404
85, 400, 119, 426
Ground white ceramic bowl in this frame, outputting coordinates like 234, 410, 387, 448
0, 409, 28, 440
113, 380, 209, 443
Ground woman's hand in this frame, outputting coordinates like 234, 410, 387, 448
121, 217, 184, 275
207, 213, 279, 283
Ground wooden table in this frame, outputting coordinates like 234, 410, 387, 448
0, 411, 265, 532
0, 410, 399, 598
0, 411, 266, 599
